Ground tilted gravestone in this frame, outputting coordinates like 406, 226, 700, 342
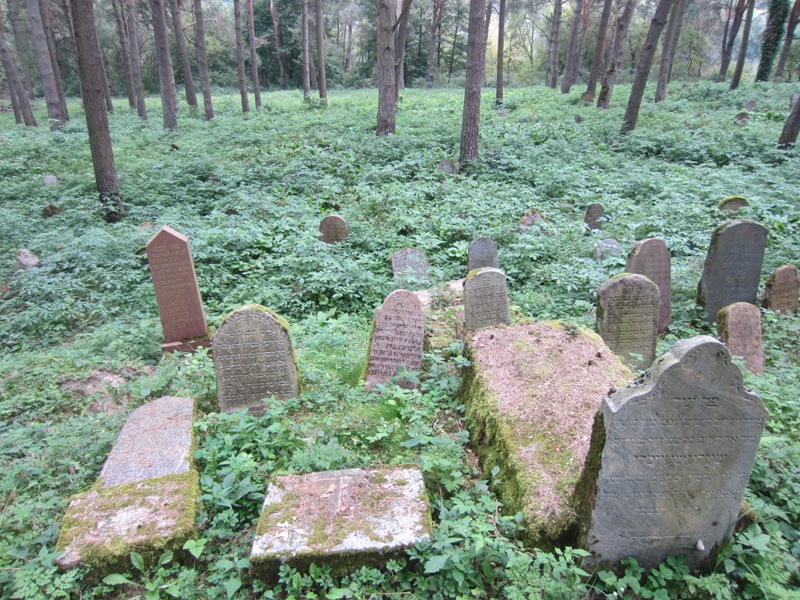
464, 268, 511, 331
718, 302, 765, 373
146, 226, 209, 352
468, 236, 499, 272
626, 238, 672, 333
718, 196, 749, 213
697, 220, 767, 322
584, 203, 604, 230
762, 265, 798, 314
366, 290, 426, 390
597, 274, 660, 370
391, 247, 430, 287
213, 305, 299, 414
319, 215, 349, 243
576, 337, 766, 571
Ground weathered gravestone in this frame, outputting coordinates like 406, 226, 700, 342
146, 226, 209, 352
745, 99, 757, 111
626, 238, 672, 333
697, 220, 767, 322
15, 248, 39, 270
594, 238, 622, 260
597, 274, 660, 370
365, 290, 426, 389
464, 268, 511, 331
319, 215, 349, 243
718, 302, 765, 373
56, 396, 199, 571
468, 236, 499, 272
718, 196, 749, 213
438, 159, 457, 174
576, 336, 767, 571
584, 203, 604, 230
213, 305, 299, 414
763, 265, 798, 314
391, 247, 430, 287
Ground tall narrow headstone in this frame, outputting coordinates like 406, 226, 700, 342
625, 238, 672, 333
366, 290, 426, 389
146, 226, 209, 352
584, 203, 604, 230
718, 302, 765, 373
468, 237, 499, 272
213, 305, 299, 414
597, 274, 660, 370
577, 337, 767, 571
697, 220, 767, 322
464, 268, 511, 331
319, 215, 349, 243
391, 247, 430, 287
763, 265, 798, 314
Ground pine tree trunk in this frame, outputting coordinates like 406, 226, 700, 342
247, 0, 262, 107
620, 0, 675, 133
169, 0, 198, 109
38, 0, 68, 120
315, 0, 327, 104
756, 0, 789, 81
376, 0, 396, 133
654, 0, 685, 102
150, 0, 178, 128
495, 0, 506, 104
270, 0, 287, 88
309, 17, 318, 90
561, 0, 584, 93
192, 0, 213, 119
597, 0, 635, 108
111, 0, 136, 109
0, 2, 36, 125
394, 0, 412, 101
777, 89, 800, 147
99, 48, 115, 112
126, 0, 147, 118
582, 0, 613, 101
717, 0, 745, 82
730, 0, 754, 90
459, 0, 486, 164
8, 0, 36, 100
301, 0, 311, 101
25, 0, 66, 128
773, 0, 799, 80
71, 0, 125, 221
427, 0, 445, 85
546, 0, 563, 88
345, 20, 353, 71
233, 0, 250, 111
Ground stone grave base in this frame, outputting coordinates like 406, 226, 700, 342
251, 466, 431, 580
162, 337, 212, 354
461, 321, 634, 548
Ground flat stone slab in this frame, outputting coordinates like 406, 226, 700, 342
57, 397, 198, 572
462, 321, 634, 547
251, 466, 431, 578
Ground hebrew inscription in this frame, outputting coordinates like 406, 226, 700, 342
626, 238, 671, 333
464, 268, 511, 331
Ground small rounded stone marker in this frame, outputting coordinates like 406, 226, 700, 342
319, 215, 349, 244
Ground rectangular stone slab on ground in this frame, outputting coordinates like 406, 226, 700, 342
56, 396, 199, 572
461, 321, 634, 547
251, 466, 431, 579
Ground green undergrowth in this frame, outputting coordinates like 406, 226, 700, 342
1, 83, 799, 598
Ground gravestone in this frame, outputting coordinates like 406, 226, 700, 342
146, 226, 209, 352
391, 247, 430, 287
468, 236, 499, 272
718, 196, 749, 213
319, 215, 349, 243
56, 396, 199, 571
365, 290, 426, 389
594, 238, 622, 259
213, 305, 299, 414
576, 336, 767, 571
584, 203, 604, 230
43, 174, 59, 186
438, 160, 457, 174
697, 220, 767, 322
626, 238, 672, 333
762, 265, 798, 314
718, 302, 765, 373
597, 274, 660, 370
15, 248, 39, 270
734, 112, 749, 123
745, 99, 756, 111
42, 204, 61, 217
464, 268, 511, 331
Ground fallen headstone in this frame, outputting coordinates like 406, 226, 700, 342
718, 302, 765, 373
594, 238, 622, 260
56, 396, 199, 572
319, 215, 349, 243
365, 290, 425, 389
15, 248, 39, 270
584, 203, 604, 230
697, 220, 767, 322
146, 226, 209, 352
391, 247, 430, 288
213, 305, 299, 414
625, 238, 671, 333
718, 195, 749, 213
251, 466, 431, 579
762, 265, 798, 314
576, 336, 766, 570
468, 236, 499, 272
463, 267, 511, 331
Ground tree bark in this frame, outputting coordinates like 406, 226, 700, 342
597, 0, 635, 108
620, 0, 675, 133
756, 0, 790, 81
169, 0, 198, 109
376, 0, 396, 133
25, 0, 66, 128
71, 0, 125, 221
427, 0, 445, 85
270, 0, 287, 88
772, 0, 799, 80
561, 0, 584, 93
38, 0, 68, 120
582, 0, 613, 101
778, 89, 800, 147
192, 0, 213, 119
0, 1, 36, 125
394, 0, 412, 101
345, 20, 353, 71
99, 46, 114, 112
729, 0, 754, 90
459, 0, 486, 164
654, 0, 685, 102
150, 0, 178, 128
111, 0, 136, 109
717, 0, 745, 82
247, 0, 262, 107
233, 0, 250, 111
546, 0, 563, 88
126, 0, 147, 118
8, 0, 36, 100
309, 14, 318, 90
495, 0, 505, 104
301, 0, 311, 101
312, 0, 328, 106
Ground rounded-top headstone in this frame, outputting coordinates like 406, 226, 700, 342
594, 238, 622, 260
718, 196, 749, 213
744, 99, 756, 111
213, 305, 299, 414
697, 220, 768, 322
626, 238, 671, 333
717, 302, 764, 374
319, 215, 349, 244
584, 203, 604, 230
464, 268, 511, 331
468, 237, 499, 272
762, 265, 798, 315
